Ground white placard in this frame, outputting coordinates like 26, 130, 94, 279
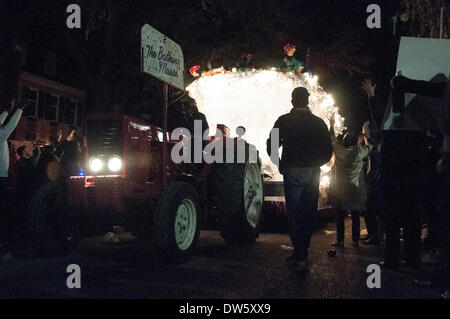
141, 24, 184, 90
382, 37, 450, 131
397, 37, 450, 83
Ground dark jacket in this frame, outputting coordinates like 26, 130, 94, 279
35, 146, 60, 186
17, 154, 39, 194
55, 140, 81, 176
185, 111, 209, 135
366, 96, 383, 183
267, 107, 332, 171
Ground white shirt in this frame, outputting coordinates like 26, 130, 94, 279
0, 109, 23, 178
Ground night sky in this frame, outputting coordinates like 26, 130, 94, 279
1, 0, 404, 131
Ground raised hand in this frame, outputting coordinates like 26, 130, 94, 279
329, 115, 335, 129
390, 71, 403, 89
10, 98, 17, 110
362, 121, 370, 137
67, 129, 76, 141
57, 129, 63, 143
361, 79, 376, 97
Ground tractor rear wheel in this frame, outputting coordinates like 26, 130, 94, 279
212, 156, 263, 245
154, 182, 200, 263
29, 181, 80, 257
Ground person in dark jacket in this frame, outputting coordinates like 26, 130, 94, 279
17, 144, 40, 190
267, 86, 332, 271
381, 75, 447, 269
7, 141, 18, 187
35, 144, 60, 187
55, 129, 82, 177
330, 121, 373, 248
181, 96, 209, 154
15, 144, 40, 245
360, 79, 384, 245
437, 81, 450, 298
0, 100, 26, 259
181, 96, 209, 137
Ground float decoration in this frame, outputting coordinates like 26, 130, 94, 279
186, 68, 345, 182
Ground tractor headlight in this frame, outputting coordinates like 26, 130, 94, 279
108, 156, 122, 172
89, 157, 103, 173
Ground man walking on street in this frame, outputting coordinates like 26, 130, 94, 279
267, 87, 332, 271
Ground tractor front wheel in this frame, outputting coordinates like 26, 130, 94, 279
154, 182, 200, 263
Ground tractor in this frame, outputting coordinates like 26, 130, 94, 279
29, 112, 264, 263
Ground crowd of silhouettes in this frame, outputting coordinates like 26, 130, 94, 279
0, 99, 82, 260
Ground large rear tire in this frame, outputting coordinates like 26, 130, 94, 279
212, 144, 263, 244
29, 181, 80, 258
154, 182, 200, 263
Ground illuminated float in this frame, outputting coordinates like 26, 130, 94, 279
186, 68, 344, 224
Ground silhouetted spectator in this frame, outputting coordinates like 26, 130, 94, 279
267, 86, 332, 271
360, 79, 384, 245
331, 120, 373, 248
181, 96, 209, 137
35, 144, 60, 187
167, 100, 186, 132
380, 75, 448, 269
55, 129, 82, 177
421, 130, 442, 251
0, 100, 26, 259
14, 144, 40, 245
8, 140, 18, 187
17, 144, 40, 192
437, 81, 450, 298
181, 96, 209, 161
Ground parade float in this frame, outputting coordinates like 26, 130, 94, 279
186, 68, 345, 226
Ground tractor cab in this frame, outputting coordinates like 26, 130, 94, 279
81, 113, 174, 184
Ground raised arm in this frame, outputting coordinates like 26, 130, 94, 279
0, 108, 22, 141
361, 79, 385, 128
357, 121, 374, 161
0, 99, 18, 125
0, 111, 8, 125
391, 75, 447, 98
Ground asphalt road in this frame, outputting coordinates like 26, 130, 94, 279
0, 218, 444, 299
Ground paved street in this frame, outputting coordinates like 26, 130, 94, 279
0, 218, 444, 299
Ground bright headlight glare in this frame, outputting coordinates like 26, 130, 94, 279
320, 174, 331, 186
108, 157, 122, 172
89, 157, 103, 172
